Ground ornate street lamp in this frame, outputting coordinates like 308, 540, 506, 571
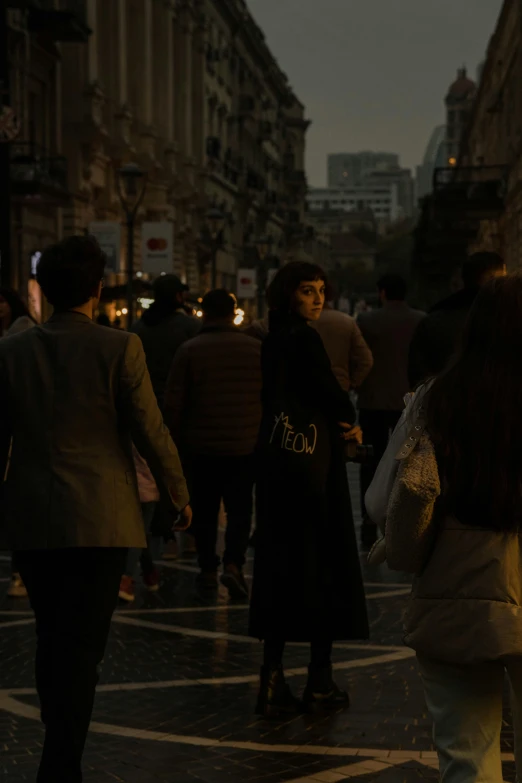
117, 162, 148, 328
205, 207, 225, 289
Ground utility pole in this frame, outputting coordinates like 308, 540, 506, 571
0, 4, 12, 287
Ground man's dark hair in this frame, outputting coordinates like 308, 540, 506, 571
462, 252, 505, 288
377, 274, 407, 301
266, 261, 326, 312
37, 235, 106, 310
201, 289, 236, 320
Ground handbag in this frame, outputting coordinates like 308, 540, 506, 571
366, 394, 440, 570
384, 419, 441, 574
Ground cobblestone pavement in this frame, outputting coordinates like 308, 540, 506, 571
0, 470, 517, 782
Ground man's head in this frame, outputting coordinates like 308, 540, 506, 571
37, 235, 106, 314
152, 274, 189, 309
377, 274, 407, 305
462, 252, 507, 289
201, 289, 236, 324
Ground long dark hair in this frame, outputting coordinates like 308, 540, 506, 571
266, 262, 326, 330
0, 287, 34, 329
426, 275, 522, 531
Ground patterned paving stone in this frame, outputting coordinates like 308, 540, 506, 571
0, 468, 516, 781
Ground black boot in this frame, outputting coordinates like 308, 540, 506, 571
255, 665, 301, 719
302, 665, 350, 711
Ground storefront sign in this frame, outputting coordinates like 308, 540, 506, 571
88, 222, 121, 275
237, 268, 257, 299
141, 222, 174, 276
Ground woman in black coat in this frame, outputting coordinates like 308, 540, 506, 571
249, 262, 369, 718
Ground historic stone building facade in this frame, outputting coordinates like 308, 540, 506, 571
458, 0, 522, 269
412, 0, 520, 307
8, 0, 309, 314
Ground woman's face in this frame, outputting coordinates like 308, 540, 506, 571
0, 295, 11, 322
294, 279, 325, 321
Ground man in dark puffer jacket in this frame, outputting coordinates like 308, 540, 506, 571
164, 289, 262, 599
408, 252, 506, 388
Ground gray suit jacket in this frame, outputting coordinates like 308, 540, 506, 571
0, 312, 189, 550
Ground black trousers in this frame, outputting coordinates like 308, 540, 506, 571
359, 409, 402, 520
189, 453, 256, 572
16, 547, 127, 783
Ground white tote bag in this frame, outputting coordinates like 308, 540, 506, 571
364, 393, 416, 533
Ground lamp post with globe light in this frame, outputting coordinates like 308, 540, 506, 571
205, 207, 225, 290
117, 162, 148, 328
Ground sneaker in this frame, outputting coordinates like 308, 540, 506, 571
143, 569, 160, 592
196, 570, 218, 590
162, 538, 179, 561
220, 564, 249, 600
118, 575, 135, 603
7, 573, 28, 598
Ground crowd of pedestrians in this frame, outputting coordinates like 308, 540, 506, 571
0, 234, 520, 783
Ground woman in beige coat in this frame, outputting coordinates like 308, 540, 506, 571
389, 275, 522, 783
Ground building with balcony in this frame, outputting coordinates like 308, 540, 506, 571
5, 0, 90, 318
412, 2, 515, 306
6, 0, 309, 316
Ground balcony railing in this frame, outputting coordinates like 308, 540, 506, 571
10, 142, 69, 199
431, 165, 508, 218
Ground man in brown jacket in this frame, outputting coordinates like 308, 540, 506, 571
0, 236, 190, 783
164, 289, 262, 599
312, 304, 373, 392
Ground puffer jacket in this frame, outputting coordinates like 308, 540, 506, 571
164, 324, 262, 456
404, 518, 522, 663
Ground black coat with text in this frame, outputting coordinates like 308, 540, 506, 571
249, 314, 369, 642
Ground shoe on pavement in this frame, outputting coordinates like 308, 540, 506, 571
118, 575, 135, 603
7, 573, 28, 598
162, 538, 179, 561
220, 564, 249, 600
196, 570, 218, 590
256, 665, 301, 719
302, 664, 350, 712
143, 569, 160, 592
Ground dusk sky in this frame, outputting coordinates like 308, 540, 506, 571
247, 0, 504, 186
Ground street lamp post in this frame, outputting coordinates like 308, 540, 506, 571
205, 207, 225, 290
117, 162, 148, 329
255, 236, 271, 319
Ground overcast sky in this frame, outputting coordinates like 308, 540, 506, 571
247, 0, 504, 186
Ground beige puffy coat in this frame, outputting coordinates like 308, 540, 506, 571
403, 518, 522, 664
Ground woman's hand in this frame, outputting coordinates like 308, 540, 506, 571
338, 422, 363, 445
174, 504, 193, 531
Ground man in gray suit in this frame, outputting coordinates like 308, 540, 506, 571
0, 235, 191, 783
357, 274, 425, 547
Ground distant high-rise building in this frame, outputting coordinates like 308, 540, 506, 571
328, 152, 399, 187
307, 184, 400, 226
416, 125, 447, 200
445, 67, 476, 164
